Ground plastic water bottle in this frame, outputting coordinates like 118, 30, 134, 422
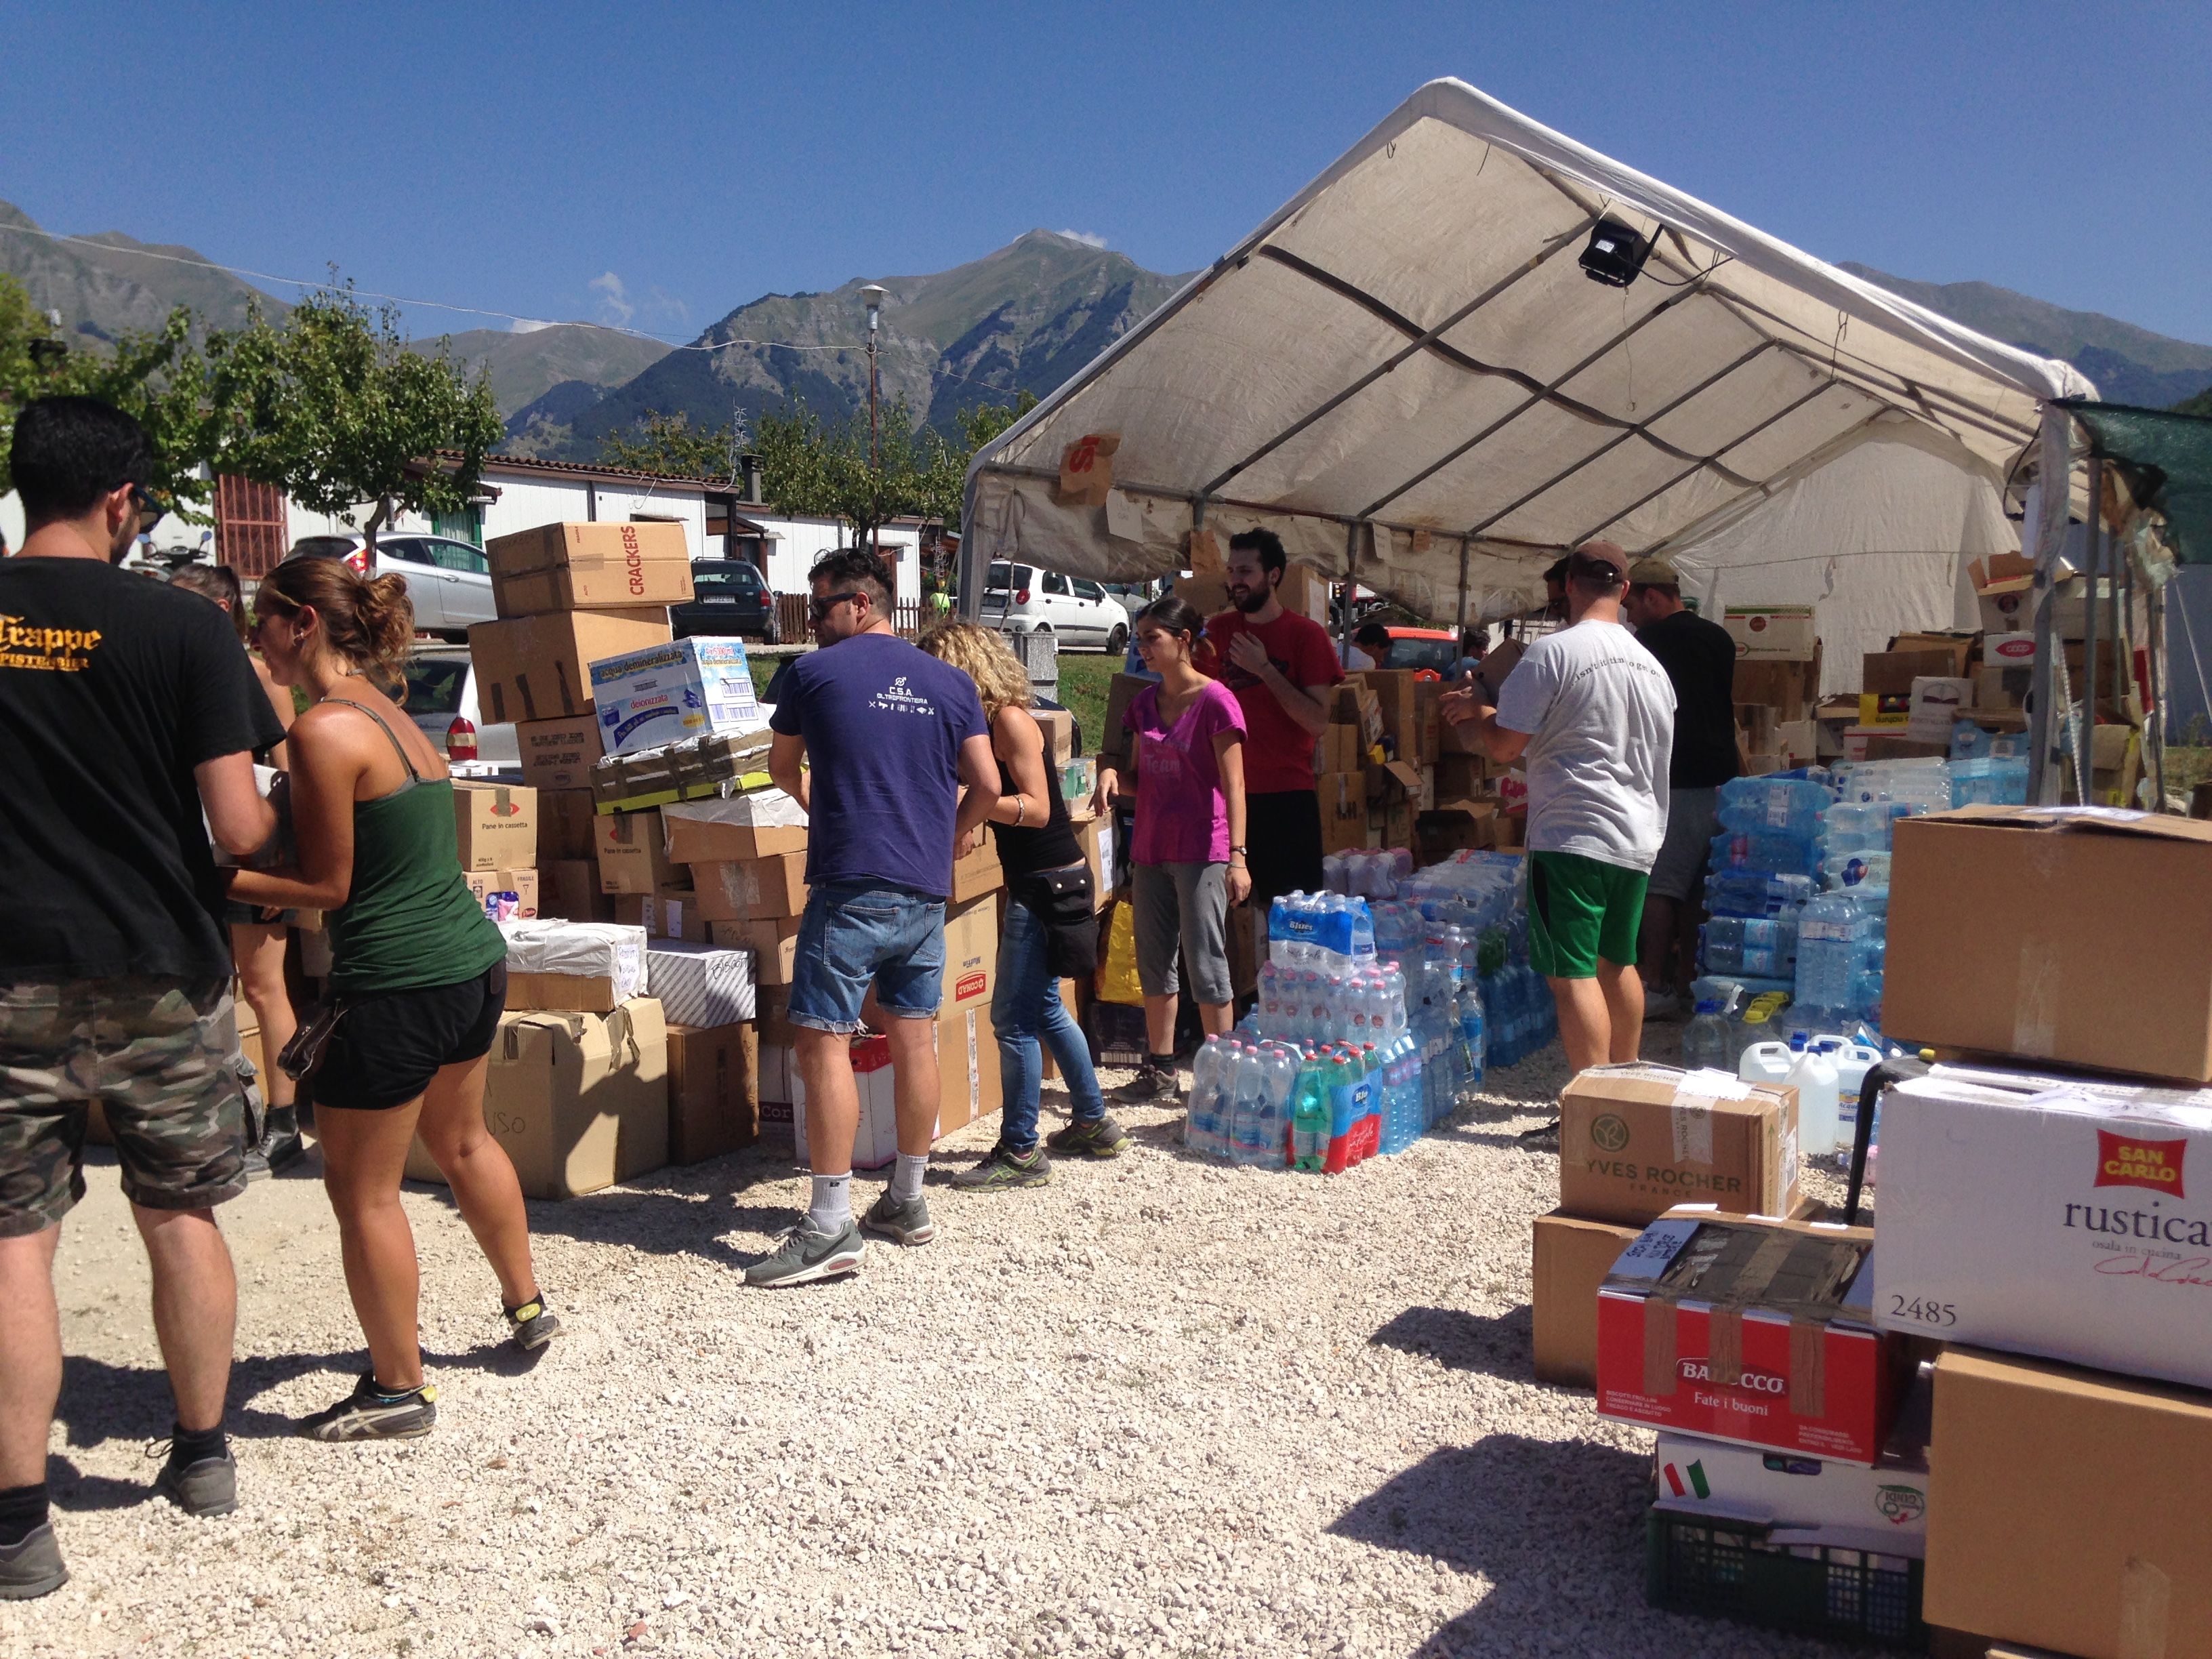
1683, 1000, 1734, 1072
1784, 1030, 1841, 1158
1228, 1044, 1270, 1165
1458, 975, 1486, 1096
1187, 1037, 1232, 1159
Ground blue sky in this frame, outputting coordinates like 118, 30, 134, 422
8, 1, 2210, 347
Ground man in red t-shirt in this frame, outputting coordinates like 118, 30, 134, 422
1201, 529, 1343, 909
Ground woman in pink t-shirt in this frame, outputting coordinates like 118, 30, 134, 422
1092, 598, 1248, 1101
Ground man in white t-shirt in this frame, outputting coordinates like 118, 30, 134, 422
1439, 542, 1675, 1075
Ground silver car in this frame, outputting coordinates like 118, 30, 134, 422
401, 647, 518, 770
290, 533, 496, 639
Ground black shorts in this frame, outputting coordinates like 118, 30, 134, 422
1244, 790, 1325, 912
313, 962, 506, 1112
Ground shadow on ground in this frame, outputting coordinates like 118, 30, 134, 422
1370, 1305, 1534, 1383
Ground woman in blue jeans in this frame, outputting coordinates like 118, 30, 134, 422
920, 623, 1123, 1189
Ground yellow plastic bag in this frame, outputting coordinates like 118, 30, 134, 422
1096, 897, 1144, 1006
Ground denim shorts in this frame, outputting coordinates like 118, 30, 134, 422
787, 882, 947, 1035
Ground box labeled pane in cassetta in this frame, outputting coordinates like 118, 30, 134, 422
1595, 1207, 1906, 1465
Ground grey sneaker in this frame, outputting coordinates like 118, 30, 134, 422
949, 1143, 1052, 1192
0, 1523, 66, 1600
505, 1293, 562, 1351
744, 1218, 867, 1287
298, 1373, 438, 1441
150, 1441, 237, 1517
1046, 1113, 1134, 1159
861, 1190, 937, 1246
1112, 1063, 1178, 1103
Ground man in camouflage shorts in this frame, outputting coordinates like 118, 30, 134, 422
0, 399, 283, 1599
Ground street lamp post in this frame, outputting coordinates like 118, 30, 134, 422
859, 283, 887, 558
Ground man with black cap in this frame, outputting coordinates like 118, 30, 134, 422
1624, 556, 1739, 1017
1438, 541, 1674, 1077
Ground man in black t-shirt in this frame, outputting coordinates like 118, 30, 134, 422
0, 398, 281, 1598
1625, 557, 1741, 1018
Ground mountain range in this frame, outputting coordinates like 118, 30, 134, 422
7, 193, 2209, 463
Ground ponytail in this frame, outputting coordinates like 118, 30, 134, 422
255, 556, 415, 675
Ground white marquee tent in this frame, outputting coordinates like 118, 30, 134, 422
960, 79, 2095, 693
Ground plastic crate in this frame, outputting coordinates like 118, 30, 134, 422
1644, 1507, 1927, 1650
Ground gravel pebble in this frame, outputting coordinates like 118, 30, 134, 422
8, 1028, 1872, 1659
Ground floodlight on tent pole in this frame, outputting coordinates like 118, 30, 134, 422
860, 284, 888, 555
1579, 218, 1656, 288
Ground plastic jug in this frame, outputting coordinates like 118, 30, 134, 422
1784, 1031, 1841, 1158
1738, 1039, 1795, 1088
1827, 1040, 1883, 1151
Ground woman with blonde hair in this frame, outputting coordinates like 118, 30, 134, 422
167, 562, 305, 1176
918, 620, 1120, 1188
228, 557, 558, 1441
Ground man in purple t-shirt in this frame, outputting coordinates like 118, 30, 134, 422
755, 549, 998, 1288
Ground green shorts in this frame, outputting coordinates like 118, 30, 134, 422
1528, 852, 1648, 980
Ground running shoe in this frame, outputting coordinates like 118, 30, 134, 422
0, 1523, 66, 1600
744, 1218, 866, 1288
1046, 1113, 1134, 1159
297, 1373, 438, 1441
949, 1143, 1052, 1191
861, 1191, 937, 1246
505, 1293, 562, 1351
148, 1439, 237, 1517
1111, 1063, 1177, 1103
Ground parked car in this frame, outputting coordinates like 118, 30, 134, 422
1366, 626, 1462, 676
982, 560, 1130, 653
401, 647, 518, 770
289, 532, 495, 638
671, 558, 781, 643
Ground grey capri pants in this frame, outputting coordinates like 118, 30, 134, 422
1132, 861, 1233, 1006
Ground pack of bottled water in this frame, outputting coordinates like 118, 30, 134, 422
1792, 890, 1885, 1031
1948, 754, 2029, 806
1267, 892, 1376, 973
1186, 1037, 1301, 1166
1322, 846, 1412, 899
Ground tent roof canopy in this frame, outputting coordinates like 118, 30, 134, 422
965, 79, 2091, 618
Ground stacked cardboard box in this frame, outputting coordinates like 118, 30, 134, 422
1532, 1063, 1800, 1389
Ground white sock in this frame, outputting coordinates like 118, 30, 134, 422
806, 1173, 852, 1234
888, 1152, 928, 1204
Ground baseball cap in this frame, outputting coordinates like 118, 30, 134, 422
1566, 541, 1631, 586
1628, 555, 1681, 588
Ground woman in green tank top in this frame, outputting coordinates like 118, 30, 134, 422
229, 558, 559, 1442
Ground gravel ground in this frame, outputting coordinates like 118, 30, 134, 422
5, 1028, 1870, 1659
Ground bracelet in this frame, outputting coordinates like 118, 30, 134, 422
1229, 844, 1248, 854
1013, 794, 1027, 826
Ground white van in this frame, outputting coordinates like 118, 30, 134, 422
981, 561, 1130, 653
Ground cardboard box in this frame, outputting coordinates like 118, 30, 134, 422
539, 787, 599, 862
453, 782, 537, 872
1889, 631, 1976, 677
594, 808, 679, 897
693, 851, 809, 922
1734, 653, 1821, 723
1432, 752, 1490, 799
1558, 1064, 1799, 1227
1416, 800, 1498, 861
469, 610, 673, 724
950, 835, 1003, 905
1532, 1209, 1642, 1387
405, 1000, 667, 1198
541, 858, 613, 923
794, 1035, 901, 1170
755, 986, 794, 1047
487, 520, 694, 616
500, 920, 649, 1013
1319, 772, 1369, 854
642, 940, 754, 1027
1870, 1066, 2212, 1388
1723, 604, 1817, 661
1596, 1206, 1906, 1464
1034, 707, 1074, 769
651, 886, 708, 943
1924, 1348, 2212, 1659
1860, 649, 1958, 726
463, 868, 538, 921
591, 636, 763, 757
1885, 808, 2212, 1081
1071, 810, 1115, 907
514, 714, 605, 792
933, 1003, 1002, 1135
659, 794, 809, 865
1412, 678, 1444, 764
1096, 672, 1150, 768
942, 891, 998, 1012
1330, 680, 1385, 748
665, 1021, 758, 1164
1653, 1377, 1931, 1555
712, 914, 800, 985
1366, 670, 1420, 761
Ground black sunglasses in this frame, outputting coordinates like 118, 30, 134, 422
808, 589, 865, 621
131, 485, 163, 529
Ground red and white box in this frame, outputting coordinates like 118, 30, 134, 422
793, 1036, 901, 1170
1596, 1206, 1908, 1466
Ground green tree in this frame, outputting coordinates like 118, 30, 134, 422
224, 285, 502, 554
600, 409, 744, 483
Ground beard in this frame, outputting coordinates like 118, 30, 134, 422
1232, 583, 1270, 615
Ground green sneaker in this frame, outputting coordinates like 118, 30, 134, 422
861, 1190, 937, 1245
0, 1523, 66, 1600
949, 1143, 1052, 1192
298, 1373, 437, 1442
505, 1293, 562, 1351
1046, 1113, 1133, 1159
744, 1218, 866, 1288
